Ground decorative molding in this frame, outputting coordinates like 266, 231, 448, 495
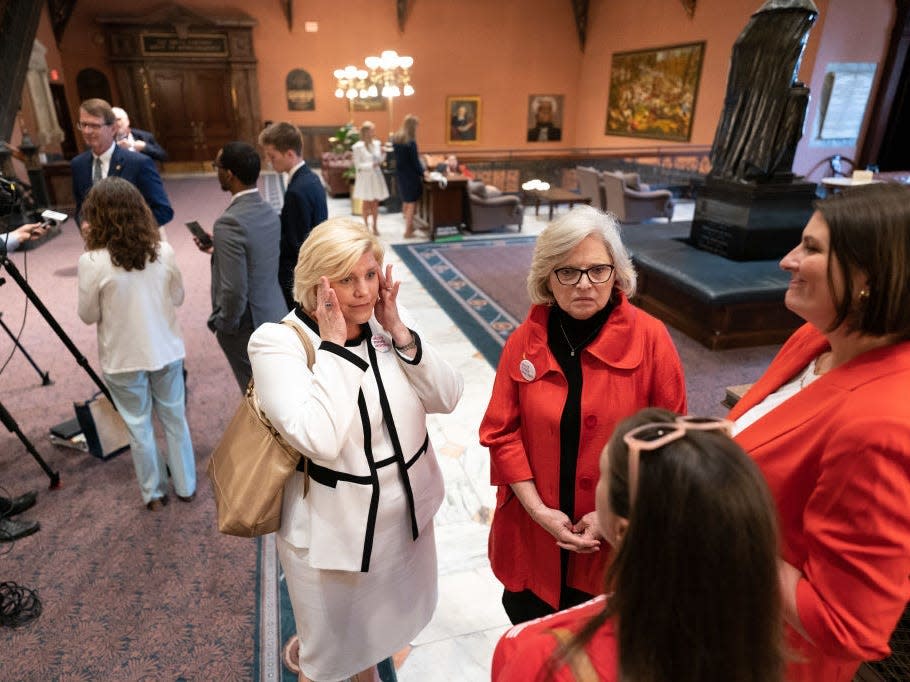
570, 0, 589, 51
47, 0, 77, 44
680, 0, 696, 18
281, 0, 292, 31
397, 0, 409, 32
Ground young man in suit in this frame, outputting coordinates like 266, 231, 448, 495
112, 107, 169, 162
71, 98, 173, 228
193, 142, 288, 391
258, 122, 327, 309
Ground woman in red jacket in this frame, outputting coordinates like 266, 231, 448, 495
492, 408, 783, 682
479, 205, 686, 624
729, 183, 910, 681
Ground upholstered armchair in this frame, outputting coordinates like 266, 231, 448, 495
467, 180, 523, 232
601, 171, 674, 223
576, 166, 606, 211
320, 151, 354, 197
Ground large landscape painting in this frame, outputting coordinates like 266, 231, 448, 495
606, 42, 705, 142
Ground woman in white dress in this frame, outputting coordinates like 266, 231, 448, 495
351, 121, 390, 236
249, 218, 463, 682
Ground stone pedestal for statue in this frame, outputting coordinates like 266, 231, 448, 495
690, 177, 816, 261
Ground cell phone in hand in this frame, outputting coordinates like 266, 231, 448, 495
185, 221, 213, 249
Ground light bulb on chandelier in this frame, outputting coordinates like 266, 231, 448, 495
333, 50, 415, 137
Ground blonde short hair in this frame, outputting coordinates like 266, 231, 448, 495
526, 205, 636, 305
292, 218, 385, 311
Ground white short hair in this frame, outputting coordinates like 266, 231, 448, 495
527, 205, 636, 305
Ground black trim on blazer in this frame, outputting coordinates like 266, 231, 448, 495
289, 310, 370, 368
395, 329, 423, 365
365, 323, 420, 541
357, 390, 380, 572
297, 433, 429, 483
320, 340, 369, 370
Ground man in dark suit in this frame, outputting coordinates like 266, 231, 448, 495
112, 106, 168, 162
193, 142, 288, 391
258, 121, 327, 309
527, 96, 562, 142
71, 98, 173, 227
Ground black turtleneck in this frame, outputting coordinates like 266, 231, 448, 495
546, 298, 615, 608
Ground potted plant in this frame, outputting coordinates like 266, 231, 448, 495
328, 123, 361, 213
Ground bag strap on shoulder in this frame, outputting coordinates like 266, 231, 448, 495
279, 319, 316, 370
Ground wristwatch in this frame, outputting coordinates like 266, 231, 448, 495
394, 331, 417, 352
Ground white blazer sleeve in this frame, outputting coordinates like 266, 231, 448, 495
248, 321, 370, 465
393, 306, 463, 415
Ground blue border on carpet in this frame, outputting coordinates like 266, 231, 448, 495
254, 536, 262, 680
393, 237, 536, 368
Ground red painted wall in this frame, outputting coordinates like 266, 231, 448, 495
15, 0, 898, 174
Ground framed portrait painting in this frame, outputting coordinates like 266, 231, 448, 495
446, 96, 480, 144
527, 95, 564, 142
352, 95, 386, 112
606, 41, 705, 142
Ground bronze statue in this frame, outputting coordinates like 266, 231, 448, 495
709, 0, 818, 182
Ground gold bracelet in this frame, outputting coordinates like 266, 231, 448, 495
394, 331, 417, 352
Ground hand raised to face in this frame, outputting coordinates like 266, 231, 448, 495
314, 276, 347, 345
375, 264, 411, 347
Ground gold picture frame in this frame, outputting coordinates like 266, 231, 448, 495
446, 96, 480, 144
606, 42, 705, 142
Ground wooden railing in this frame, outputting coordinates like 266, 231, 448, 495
421, 145, 712, 194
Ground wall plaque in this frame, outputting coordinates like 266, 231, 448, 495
141, 33, 228, 57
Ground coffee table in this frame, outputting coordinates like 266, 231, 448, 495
524, 187, 592, 220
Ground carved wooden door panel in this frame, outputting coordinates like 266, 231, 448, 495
147, 66, 235, 162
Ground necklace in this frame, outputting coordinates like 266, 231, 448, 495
558, 318, 601, 357
799, 353, 829, 390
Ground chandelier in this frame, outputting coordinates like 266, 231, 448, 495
364, 50, 414, 98
333, 50, 414, 134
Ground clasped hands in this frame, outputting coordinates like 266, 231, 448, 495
533, 507, 603, 554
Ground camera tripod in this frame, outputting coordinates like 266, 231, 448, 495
1, 245, 113, 488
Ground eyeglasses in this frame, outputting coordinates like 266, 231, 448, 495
553, 264, 615, 286
623, 416, 733, 506
77, 121, 111, 131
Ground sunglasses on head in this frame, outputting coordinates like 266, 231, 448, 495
623, 416, 734, 506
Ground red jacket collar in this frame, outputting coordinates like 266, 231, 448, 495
520, 294, 644, 377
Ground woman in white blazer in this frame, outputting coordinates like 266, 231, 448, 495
248, 218, 463, 682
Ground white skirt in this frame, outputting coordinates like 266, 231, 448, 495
353, 168, 390, 201
277, 516, 437, 681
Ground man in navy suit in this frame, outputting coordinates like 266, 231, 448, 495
258, 121, 327, 309
71, 99, 173, 227
112, 107, 168, 162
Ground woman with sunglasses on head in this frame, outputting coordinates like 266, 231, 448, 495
480, 205, 686, 625
728, 183, 910, 681
492, 407, 784, 682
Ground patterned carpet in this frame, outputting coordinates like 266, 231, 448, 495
1, 176, 271, 681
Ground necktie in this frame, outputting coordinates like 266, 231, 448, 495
92, 157, 102, 185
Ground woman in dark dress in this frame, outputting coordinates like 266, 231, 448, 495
392, 114, 423, 238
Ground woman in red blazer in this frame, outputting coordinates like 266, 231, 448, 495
479, 205, 686, 624
493, 408, 783, 682
729, 183, 910, 681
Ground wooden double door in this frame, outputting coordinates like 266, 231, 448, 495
147, 66, 235, 163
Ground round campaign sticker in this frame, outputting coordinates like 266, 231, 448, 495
371, 334, 392, 353
519, 359, 536, 382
